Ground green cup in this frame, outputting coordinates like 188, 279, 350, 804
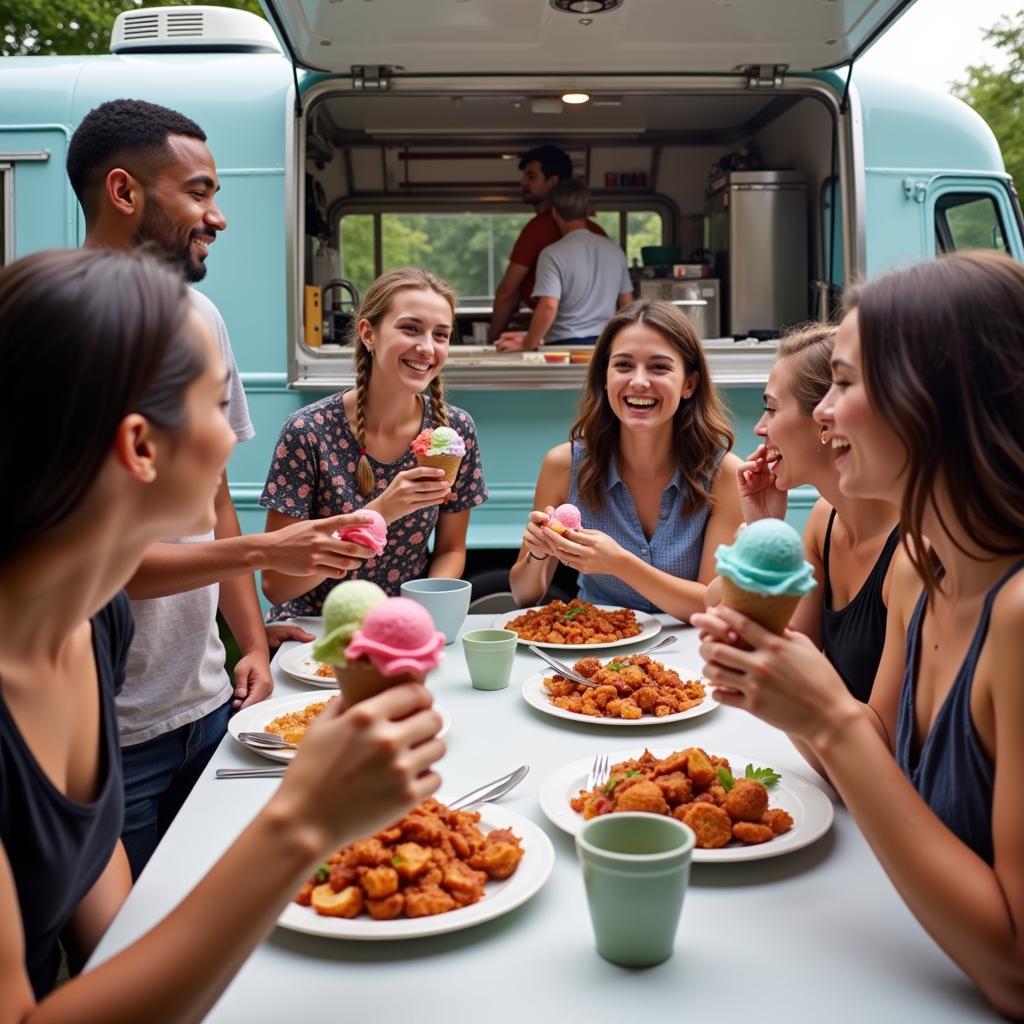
576, 813, 696, 967
461, 628, 518, 691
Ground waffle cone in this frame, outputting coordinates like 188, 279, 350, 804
720, 578, 801, 635
416, 453, 463, 486
335, 658, 423, 707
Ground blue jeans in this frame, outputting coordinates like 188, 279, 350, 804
120, 700, 231, 879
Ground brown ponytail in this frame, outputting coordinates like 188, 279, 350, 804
353, 342, 376, 497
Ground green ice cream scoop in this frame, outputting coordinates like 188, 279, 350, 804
715, 519, 816, 597
313, 580, 388, 666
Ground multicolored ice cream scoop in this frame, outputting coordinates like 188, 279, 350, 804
411, 425, 466, 458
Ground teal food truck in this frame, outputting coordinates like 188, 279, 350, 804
1, 0, 1020, 593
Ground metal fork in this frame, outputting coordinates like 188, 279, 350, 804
528, 634, 679, 688
586, 753, 610, 791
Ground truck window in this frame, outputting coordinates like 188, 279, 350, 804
0, 165, 10, 265
934, 193, 1008, 254
337, 206, 663, 304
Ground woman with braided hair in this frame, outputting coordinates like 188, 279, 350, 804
260, 267, 487, 619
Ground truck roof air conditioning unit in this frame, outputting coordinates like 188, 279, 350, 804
110, 6, 281, 54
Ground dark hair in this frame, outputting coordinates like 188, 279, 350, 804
66, 99, 206, 224
775, 322, 836, 415
518, 145, 573, 181
349, 267, 457, 497
570, 300, 734, 515
844, 250, 1024, 596
0, 248, 204, 563
550, 178, 590, 221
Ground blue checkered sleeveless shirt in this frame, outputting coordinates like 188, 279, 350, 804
567, 441, 722, 613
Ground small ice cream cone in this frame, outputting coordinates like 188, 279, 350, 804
415, 452, 463, 487
334, 657, 422, 706
720, 577, 801, 635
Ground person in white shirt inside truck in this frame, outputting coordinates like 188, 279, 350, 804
488, 145, 607, 346
496, 179, 634, 351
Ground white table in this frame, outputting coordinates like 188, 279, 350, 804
90, 616, 992, 1022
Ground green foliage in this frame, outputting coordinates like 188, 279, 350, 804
952, 11, 1024, 193
2, 0, 264, 57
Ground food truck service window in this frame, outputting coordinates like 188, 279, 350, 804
935, 193, 1009, 255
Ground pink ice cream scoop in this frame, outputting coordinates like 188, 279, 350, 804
333, 509, 387, 557
344, 597, 446, 676
547, 502, 582, 535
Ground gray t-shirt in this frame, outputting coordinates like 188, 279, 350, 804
532, 229, 632, 341
118, 289, 255, 746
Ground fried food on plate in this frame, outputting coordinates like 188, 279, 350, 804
506, 599, 641, 644
569, 747, 793, 850
295, 798, 525, 921
544, 654, 705, 721
264, 698, 335, 745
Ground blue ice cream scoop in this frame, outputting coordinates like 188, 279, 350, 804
715, 519, 816, 597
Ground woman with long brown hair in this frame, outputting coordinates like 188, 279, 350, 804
705, 324, 901, 703
0, 248, 443, 1018
261, 267, 487, 618
695, 251, 1024, 1016
510, 300, 743, 621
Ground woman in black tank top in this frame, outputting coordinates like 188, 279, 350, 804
695, 252, 1024, 1015
0, 249, 443, 1018
706, 324, 899, 701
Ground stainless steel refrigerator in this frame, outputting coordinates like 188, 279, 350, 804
705, 170, 808, 337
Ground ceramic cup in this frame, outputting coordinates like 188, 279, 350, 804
400, 578, 472, 645
576, 813, 696, 967
461, 628, 518, 691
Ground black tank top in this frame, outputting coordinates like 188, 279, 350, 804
896, 560, 1024, 866
0, 592, 132, 997
820, 509, 900, 703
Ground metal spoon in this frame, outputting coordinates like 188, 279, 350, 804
237, 731, 298, 750
527, 633, 679, 688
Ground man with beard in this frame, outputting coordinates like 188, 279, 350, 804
66, 100, 376, 877
487, 144, 606, 347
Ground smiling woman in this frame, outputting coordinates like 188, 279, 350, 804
259, 267, 488, 619
509, 299, 743, 622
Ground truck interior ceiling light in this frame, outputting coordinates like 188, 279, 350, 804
562, 92, 591, 105
550, 0, 623, 13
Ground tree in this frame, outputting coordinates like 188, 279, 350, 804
2, 0, 264, 57
952, 11, 1024, 193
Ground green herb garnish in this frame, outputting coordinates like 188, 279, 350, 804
626, 769, 642, 778
390, 854, 405, 867
744, 764, 782, 787
562, 606, 587, 621
314, 864, 330, 883
606, 660, 627, 672
715, 766, 735, 792
603, 777, 620, 794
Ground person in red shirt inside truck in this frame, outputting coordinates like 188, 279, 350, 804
488, 144, 606, 346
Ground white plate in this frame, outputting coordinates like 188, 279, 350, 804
538, 748, 833, 863
520, 653, 718, 728
276, 804, 554, 940
229, 693, 451, 764
276, 640, 337, 687
493, 605, 661, 651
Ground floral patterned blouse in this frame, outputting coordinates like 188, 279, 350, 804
259, 392, 488, 621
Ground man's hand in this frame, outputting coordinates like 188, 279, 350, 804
265, 623, 316, 651
261, 512, 378, 577
232, 650, 274, 710
495, 331, 535, 352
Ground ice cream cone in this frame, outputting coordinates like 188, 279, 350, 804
334, 657, 422, 706
416, 452, 463, 486
720, 577, 801, 634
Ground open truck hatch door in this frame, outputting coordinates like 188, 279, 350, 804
261, 0, 915, 77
